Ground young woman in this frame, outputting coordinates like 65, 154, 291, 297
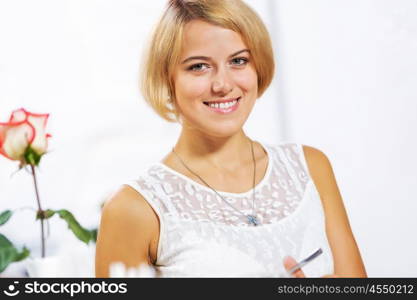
95, 0, 366, 278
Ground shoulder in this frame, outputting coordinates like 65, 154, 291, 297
302, 145, 332, 175
98, 184, 159, 257
95, 185, 160, 276
300, 145, 347, 216
301, 145, 338, 199
101, 184, 159, 229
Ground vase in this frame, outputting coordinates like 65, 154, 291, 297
25, 256, 65, 277
25, 249, 95, 277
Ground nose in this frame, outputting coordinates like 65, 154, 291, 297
211, 67, 233, 95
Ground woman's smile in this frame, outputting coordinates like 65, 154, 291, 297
203, 97, 241, 114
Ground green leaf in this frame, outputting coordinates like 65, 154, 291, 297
0, 234, 31, 273
44, 209, 56, 219
0, 233, 13, 248
0, 210, 12, 226
0, 247, 17, 273
14, 246, 30, 262
90, 228, 98, 243
56, 210, 92, 244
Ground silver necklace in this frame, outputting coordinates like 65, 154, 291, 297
171, 139, 260, 226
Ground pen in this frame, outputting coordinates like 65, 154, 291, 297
287, 248, 323, 275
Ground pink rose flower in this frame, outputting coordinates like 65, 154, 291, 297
0, 108, 96, 267
0, 108, 51, 165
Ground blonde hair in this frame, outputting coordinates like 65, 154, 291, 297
141, 0, 275, 122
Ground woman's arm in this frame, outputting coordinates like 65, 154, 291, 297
95, 185, 159, 277
302, 145, 367, 277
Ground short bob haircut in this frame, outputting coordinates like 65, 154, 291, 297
141, 0, 275, 123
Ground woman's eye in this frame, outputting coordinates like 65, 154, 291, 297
187, 63, 209, 72
231, 57, 248, 66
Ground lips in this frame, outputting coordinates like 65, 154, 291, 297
203, 97, 241, 114
203, 97, 240, 105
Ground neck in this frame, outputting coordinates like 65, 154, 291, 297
173, 128, 253, 172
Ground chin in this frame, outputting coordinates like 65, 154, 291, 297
203, 123, 244, 138
182, 113, 247, 137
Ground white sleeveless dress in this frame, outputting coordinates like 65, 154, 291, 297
124, 141, 334, 277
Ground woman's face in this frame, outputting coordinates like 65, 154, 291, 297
173, 20, 258, 138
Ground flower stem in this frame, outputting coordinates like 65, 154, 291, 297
30, 164, 45, 258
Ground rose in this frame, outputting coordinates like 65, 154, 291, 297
0, 108, 96, 275
0, 108, 51, 167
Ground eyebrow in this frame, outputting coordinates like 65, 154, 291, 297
181, 49, 250, 64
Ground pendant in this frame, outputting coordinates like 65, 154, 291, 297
247, 214, 260, 226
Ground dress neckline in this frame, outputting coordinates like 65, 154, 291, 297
156, 140, 272, 197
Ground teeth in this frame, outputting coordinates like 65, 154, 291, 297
208, 99, 238, 109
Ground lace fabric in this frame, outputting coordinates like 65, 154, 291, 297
124, 141, 334, 277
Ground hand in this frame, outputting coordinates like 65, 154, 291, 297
283, 256, 340, 278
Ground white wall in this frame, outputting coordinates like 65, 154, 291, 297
0, 0, 416, 277
273, 0, 417, 277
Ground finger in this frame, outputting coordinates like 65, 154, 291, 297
283, 256, 306, 278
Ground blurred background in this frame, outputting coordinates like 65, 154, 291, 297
0, 0, 416, 277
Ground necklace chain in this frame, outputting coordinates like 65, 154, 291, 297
171, 139, 260, 226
